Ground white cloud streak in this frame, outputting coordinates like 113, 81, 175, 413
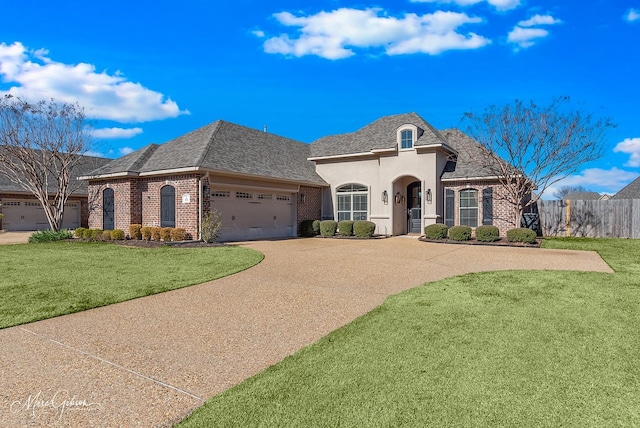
508, 14, 562, 49
624, 9, 640, 22
262, 8, 491, 59
89, 127, 144, 140
614, 137, 640, 167
409, 0, 521, 11
0, 41, 189, 123
543, 167, 640, 198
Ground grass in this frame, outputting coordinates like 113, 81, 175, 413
178, 238, 640, 428
0, 242, 263, 329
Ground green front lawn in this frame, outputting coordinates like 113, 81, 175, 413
0, 242, 263, 329
178, 238, 640, 428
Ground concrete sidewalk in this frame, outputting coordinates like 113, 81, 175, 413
0, 237, 613, 427
0, 231, 32, 244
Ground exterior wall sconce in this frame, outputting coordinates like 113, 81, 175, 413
426, 188, 432, 203
382, 190, 388, 204
299, 193, 306, 203
395, 192, 402, 204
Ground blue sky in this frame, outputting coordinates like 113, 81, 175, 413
1, 0, 639, 197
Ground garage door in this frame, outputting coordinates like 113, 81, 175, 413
1, 199, 80, 231
210, 189, 294, 241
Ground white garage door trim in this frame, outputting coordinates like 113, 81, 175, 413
1, 199, 81, 231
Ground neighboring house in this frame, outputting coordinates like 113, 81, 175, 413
613, 176, 640, 199
0, 154, 111, 231
82, 113, 517, 241
564, 191, 602, 201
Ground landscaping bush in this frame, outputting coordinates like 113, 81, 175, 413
320, 220, 338, 237
161, 227, 173, 242
129, 224, 142, 240
82, 228, 93, 239
73, 227, 86, 238
353, 220, 376, 238
28, 229, 73, 243
90, 229, 104, 241
171, 228, 187, 241
300, 220, 316, 237
101, 230, 113, 241
475, 225, 500, 242
312, 220, 321, 236
424, 223, 449, 240
141, 226, 152, 241
201, 210, 222, 243
110, 229, 125, 240
507, 227, 537, 244
449, 225, 472, 241
151, 227, 162, 241
338, 220, 354, 237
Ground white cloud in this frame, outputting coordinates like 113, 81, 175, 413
252, 30, 266, 38
119, 147, 135, 155
624, 8, 640, 22
410, 0, 521, 11
614, 137, 640, 167
542, 167, 640, 198
263, 8, 491, 59
89, 127, 143, 140
508, 14, 561, 49
84, 150, 106, 158
0, 41, 189, 123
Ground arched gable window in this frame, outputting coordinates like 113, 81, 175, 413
459, 189, 478, 228
336, 184, 368, 221
103, 188, 114, 230
160, 185, 176, 227
397, 124, 418, 150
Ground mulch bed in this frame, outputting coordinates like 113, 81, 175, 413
314, 234, 390, 240
419, 236, 541, 248
113, 239, 228, 248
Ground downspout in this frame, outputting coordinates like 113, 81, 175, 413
199, 172, 209, 241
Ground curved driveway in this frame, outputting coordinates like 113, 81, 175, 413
1, 237, 612, 427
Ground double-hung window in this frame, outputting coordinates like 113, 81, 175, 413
337, 184, 368, 221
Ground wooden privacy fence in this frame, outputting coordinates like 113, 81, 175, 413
537, 199, 640, 238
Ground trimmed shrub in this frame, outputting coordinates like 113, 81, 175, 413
507, 227, 537, 244
101, 230, 113, 241
475, 225, 500, 242
338, 220, 354, 237
424, 223, 449, 240
73, 227, 86, 238
91, 229, 104, 241
201, 210, 222, 243
82, 228, 93, 239
129, 224, 142, 240
28, 229, 73, 243
320, 220, 338, 237
151, 227, 162, 241
300, 220, 316, 237
161, 227, 173, 242
111, 229, 125, 240
141, 226, 152, 241
449, 225, 472, 241
171, 228, 187, 241
353, 220, 376, 238
312, 220, 321, 236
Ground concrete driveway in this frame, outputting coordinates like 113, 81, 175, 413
0, 237, 612, 427
0, 231, 32, 244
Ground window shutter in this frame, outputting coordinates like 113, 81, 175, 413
482, 187, 493, 225
445, 189, 455, 227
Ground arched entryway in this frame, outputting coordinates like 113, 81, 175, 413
391, 176, 422, 235
160, 185, 176, 227
103, 188, 114, 230
407, 181, 422, 234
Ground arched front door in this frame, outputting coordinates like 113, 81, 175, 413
407, 181, 421, 234
103, 188, 114, 230
160, 185, 176, 227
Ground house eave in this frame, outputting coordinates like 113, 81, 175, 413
441, 175, 502, 182
137, 167, 203, 177
203, 168, 328, 188
78, 171, 139, 181
308, 151, 381, 161
415, 143, 457, 154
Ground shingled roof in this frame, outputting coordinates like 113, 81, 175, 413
614, 176, 640, 199
85, 121, 326, 185
439, 128, 502, 180
309, 112, 450, 158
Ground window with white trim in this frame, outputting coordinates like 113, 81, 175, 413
400, 129, 413, 149
336, 184, 368, 221
459, 189, 478, 227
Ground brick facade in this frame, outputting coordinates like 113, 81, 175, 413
88, 179, 142, 232
296, 185, 322, 235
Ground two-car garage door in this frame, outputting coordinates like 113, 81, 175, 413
211, 189, 295, 241
1, 199, 80, 231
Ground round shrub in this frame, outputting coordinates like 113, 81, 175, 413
141, 226, 152, 241
171, 228, 186, 241
82, 228, 93, 239
506, 227, 537, 244
73, 227, 86, 238
424, 223, 448, 240
300, 220, 316, 237
101, 230, 112, 241
475, 225, 500, 242
320, 220, 338, 237
449, 225, 472, 241
129, 224, 142, 240
338, 220, 354, 237
110, 229, 125, 240
312, 220, 321, 236
161, 227, 173, 241
90, 229, 104, 241
151, 227, 162, 241
353, 220, 376, 238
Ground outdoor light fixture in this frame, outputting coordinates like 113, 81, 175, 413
382, 190, 388, 204
300, 193, 306, 203
426, 188, 432, 203
395, 191, 402, 204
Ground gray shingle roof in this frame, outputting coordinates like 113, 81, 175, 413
309, 112, 449, 158
565, 191, 602, 200
439, 129, 501, 180
614, 176, 640, 199
86, 121, 326, 185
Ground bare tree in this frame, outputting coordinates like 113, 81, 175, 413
463, 97, 615, 227
553, 185, 590, 200
0, 95, 92, 231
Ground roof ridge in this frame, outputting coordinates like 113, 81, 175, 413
194, 121, 222, 168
